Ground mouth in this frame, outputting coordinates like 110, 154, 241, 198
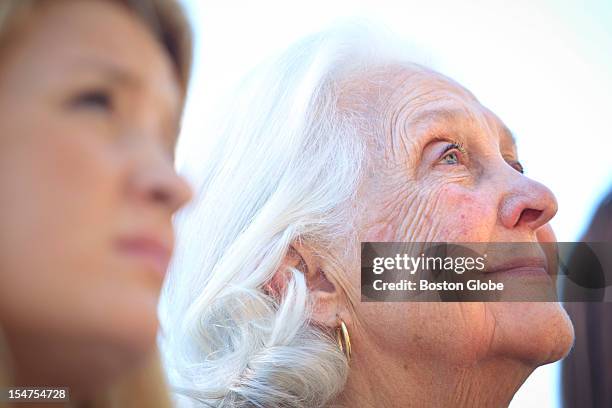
115, 235, 172, 278
485, 257, 550, 280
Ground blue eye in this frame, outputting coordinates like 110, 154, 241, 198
70, 89, 112, 111
441, 151, 459, 164
438, 142, 464, 165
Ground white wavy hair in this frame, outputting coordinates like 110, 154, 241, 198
159, 24, 420, 408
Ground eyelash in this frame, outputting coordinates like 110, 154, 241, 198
438, 142, 526, 175
510, 161, 525, 174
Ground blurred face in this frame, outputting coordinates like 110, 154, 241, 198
0, 0, 190, 391
347, 67, 573, 388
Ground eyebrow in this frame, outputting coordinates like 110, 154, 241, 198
411, 107, 517, 147
69, 57, 142, 89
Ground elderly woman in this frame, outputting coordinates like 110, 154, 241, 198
0, 0, 191, 406
161, 28, 574, 407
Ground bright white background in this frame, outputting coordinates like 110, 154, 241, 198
176, 1, 612, 406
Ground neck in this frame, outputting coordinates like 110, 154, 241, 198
4, 327, 128, 401
333, 347, 532, 408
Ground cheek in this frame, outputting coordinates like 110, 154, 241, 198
366, 178, 499, 243
0, 112, 156, 347
426, 183, 497, 242
355, 302, 497, 365
1, 121, 122, 265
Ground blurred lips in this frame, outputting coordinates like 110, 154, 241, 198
115, 235, 172, 277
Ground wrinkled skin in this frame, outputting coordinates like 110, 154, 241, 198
0, 0, 191, 396
297, 66, 574, 407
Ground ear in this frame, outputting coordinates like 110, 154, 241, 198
266, 243, 343, 328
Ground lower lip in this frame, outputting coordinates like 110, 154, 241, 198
116, 244, 170, 278
488, 266, 551, 281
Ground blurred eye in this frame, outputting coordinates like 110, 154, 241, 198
510, 161, 524, 174
69, 89, 112, 111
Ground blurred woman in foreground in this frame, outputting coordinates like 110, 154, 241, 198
0, 0, 192, 406
161, 27, 574, 407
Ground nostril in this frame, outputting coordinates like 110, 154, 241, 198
151, 189, 171, 205
519, 208, 542, 225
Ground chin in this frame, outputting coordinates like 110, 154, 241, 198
492, 302, 574, 366
113, 303, 160, 354
91, 288, 161, 375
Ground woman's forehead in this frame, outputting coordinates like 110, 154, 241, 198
363, 82, 510, 153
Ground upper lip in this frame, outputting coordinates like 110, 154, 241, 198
485, 257, 548, 274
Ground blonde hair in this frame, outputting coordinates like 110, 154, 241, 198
0, 0, 192, 97
0, 1, 192, 407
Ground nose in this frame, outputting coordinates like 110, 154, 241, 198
499, 172, 558, 232
132, 150, 192, 214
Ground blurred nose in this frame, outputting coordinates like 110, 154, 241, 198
498, 171, 558, 232
131, 144, 192, 214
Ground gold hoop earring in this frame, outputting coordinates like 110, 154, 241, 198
335, 320, 352, 362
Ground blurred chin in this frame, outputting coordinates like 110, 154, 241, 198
68, 296, 160, 394
59, 274, 162, 392
98, 285, 160, 356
